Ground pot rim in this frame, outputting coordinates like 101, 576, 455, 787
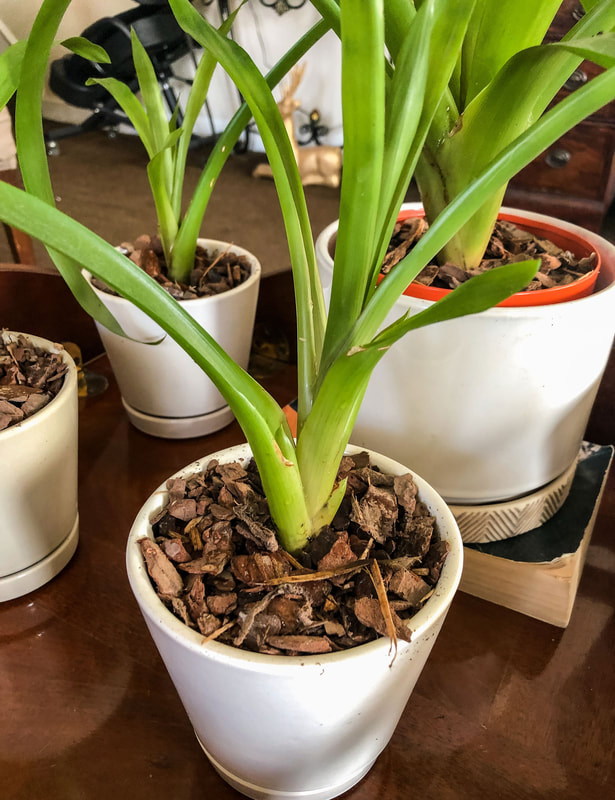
84, 237, 262, 309
0, 331, 77, 441
393, 207, 600, 306
126, 442, 463, 673
316, 204, 615, 318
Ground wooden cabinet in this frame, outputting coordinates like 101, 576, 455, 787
504, 0, 615, 232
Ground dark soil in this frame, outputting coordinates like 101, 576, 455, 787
139, 451, 449, 656
92, 234, 252, 300
0, 332, 68, 431
383, 217, 598, 292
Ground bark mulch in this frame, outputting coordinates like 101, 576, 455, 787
92, 234, 251, 299
0, 332, 68, 431
383, 216, 597, 292
139, 451, 449, 656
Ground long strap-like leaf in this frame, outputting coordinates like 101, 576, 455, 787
12, 0, 125, 336
172, 18, 331, 352
319, 0, 385, 371
170, 6, 240, 230
169, 0, 322, 427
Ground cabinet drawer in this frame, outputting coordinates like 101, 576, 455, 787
510, 123, 615, 200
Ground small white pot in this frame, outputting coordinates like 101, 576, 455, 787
127, 443, 463, 800
89, 239, 261, 439
0, 333, 79, 602
316, 206, 615, 507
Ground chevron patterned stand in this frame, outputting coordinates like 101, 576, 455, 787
450, 456, 579, 544
458, 443, 613, 626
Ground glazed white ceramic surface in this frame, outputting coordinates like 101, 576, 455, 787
127, 443, 463, 800
316, 206, 615, 504
88, 239, 261, 438
0, 333, 79, 601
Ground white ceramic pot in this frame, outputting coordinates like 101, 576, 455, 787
89, 239, 261, 439
127, 443, 463, 800
0, 333, 79, 601
316, 206, 615, 507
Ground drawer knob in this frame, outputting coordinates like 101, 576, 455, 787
572, 4, 584, 22
564, 69, 588, 91
545, 148, 571, 169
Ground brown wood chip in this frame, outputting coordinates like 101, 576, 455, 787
207, 592, 238, 616
235, 507, 279, 552
266, 635, 332, 654
168, 498, 197, 521
179, 548, 230, 576
388, 568, 432, 604
394, 473, 418, 515
161, 538, 193, 563
231, 551, 291, 584
350, 484, 398, 543
354, 597, 412, 643
138, 537, 184, 597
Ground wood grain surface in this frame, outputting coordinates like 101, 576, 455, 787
1, 356, 613, 800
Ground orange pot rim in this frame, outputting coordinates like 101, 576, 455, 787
390, 208, 601, 307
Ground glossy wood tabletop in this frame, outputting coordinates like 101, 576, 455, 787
2, 355, 614, 800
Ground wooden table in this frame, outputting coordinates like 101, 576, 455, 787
2, 355, 614, 800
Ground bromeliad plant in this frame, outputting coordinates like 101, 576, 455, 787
314, 0, 615, 273
414, 0, 615, 270
1, 0, 615, 554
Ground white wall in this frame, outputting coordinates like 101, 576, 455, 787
184, 1, 342, 150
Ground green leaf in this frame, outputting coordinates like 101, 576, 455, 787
85, 76, 155, 155
171, 17, 331, 308
131, 29, 171, 153
169, 0, 324, 429
169, 5, 241, 233
12, 0, 125, 336
370, 0, 475, 295
60, 36, 110, 62
0, 41, 26, 108
373, 260, 540, 348
320, 0, 385, 367
455, 0, 560, 108
296, 345, 380, 523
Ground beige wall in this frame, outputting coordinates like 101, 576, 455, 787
0, 0, 133, 42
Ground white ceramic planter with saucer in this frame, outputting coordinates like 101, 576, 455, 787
127, 442, 463, 800
88, 239, 261, 439
0, 332, 79, 601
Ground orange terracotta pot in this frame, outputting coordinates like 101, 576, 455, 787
392, 208, 601, 306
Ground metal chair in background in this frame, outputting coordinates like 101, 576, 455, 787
44, 0, 201, 154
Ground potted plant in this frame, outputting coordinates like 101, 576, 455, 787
314, 0, 615, 540
2, 0, 615, 796
0, 331, 79, 602
5, 1, 263, 438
